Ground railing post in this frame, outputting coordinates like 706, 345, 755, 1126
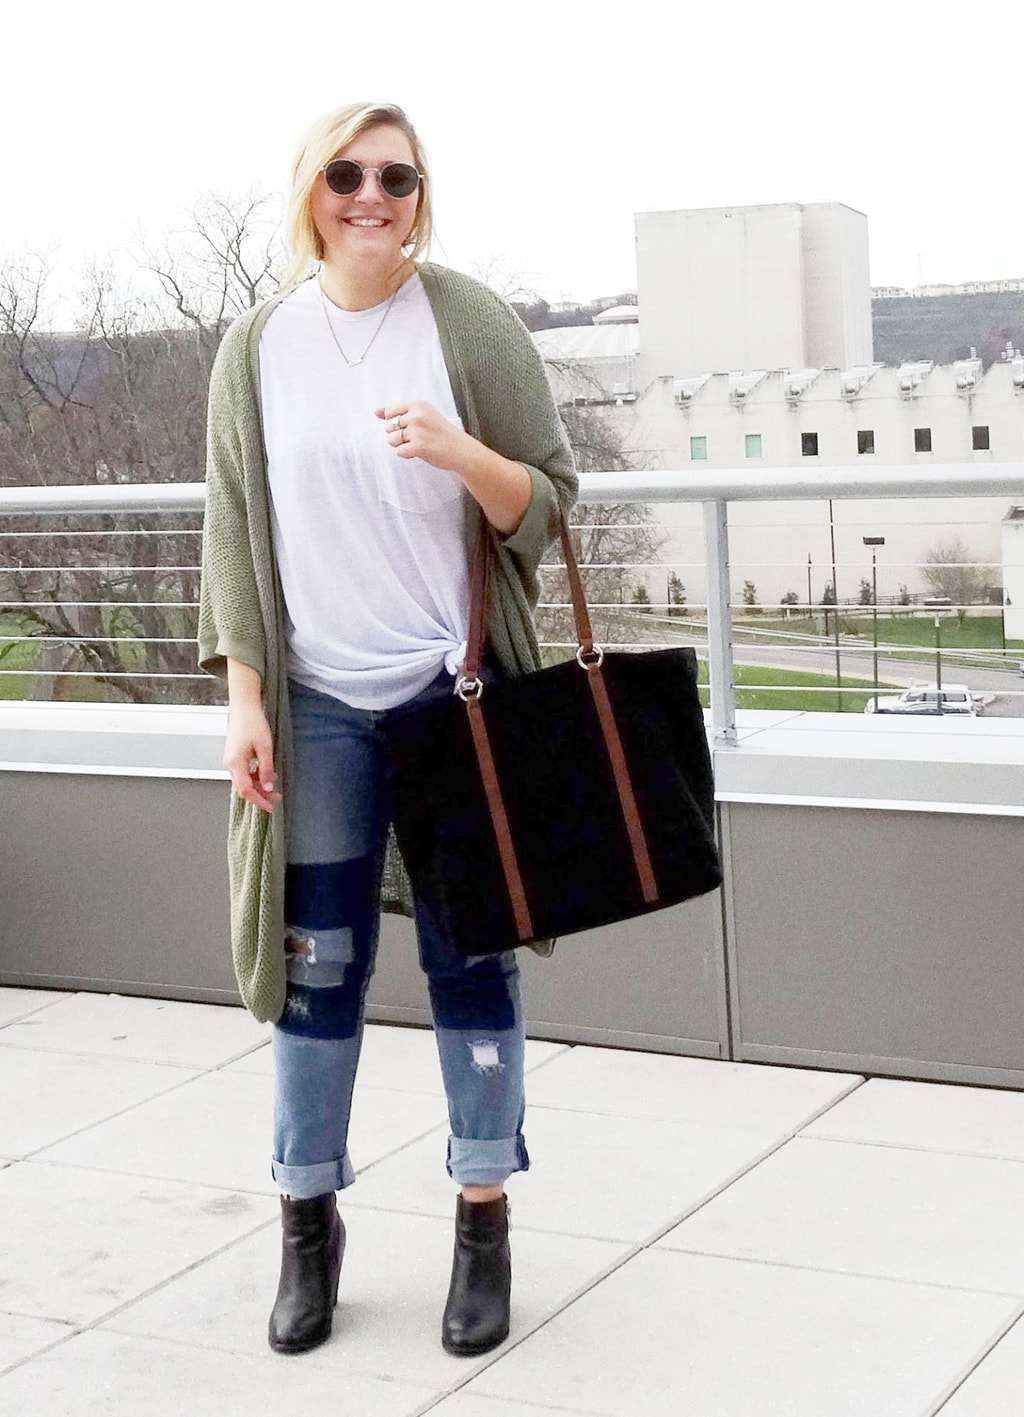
703, 499, 737, 746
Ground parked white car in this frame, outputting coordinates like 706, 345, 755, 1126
864, 683, 983, 716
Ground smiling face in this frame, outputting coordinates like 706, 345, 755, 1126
310, 123, 421, 279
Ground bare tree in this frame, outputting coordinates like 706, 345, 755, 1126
920, 535, 987, 625
537, 401, 665, 656
142, 190, 282, 374
0, 192, 282, 704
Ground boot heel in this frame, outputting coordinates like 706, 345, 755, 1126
331, 1222, 345, 1308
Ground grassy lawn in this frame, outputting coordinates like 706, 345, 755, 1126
0, 616, 39, 699
698, 660, 878, 712
750, 612, 1023, 655
0, 609, 151, 702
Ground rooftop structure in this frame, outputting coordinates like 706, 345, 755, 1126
635, 202, 872, 382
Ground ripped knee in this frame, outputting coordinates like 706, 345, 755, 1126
467, 1038, 506, 1076
285, 929, 317, 965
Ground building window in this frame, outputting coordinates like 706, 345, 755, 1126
745, 433, 763, 459
801, 432, 819, 457
973, 425, 991, 451
914, 427, 932, 453
690, 435, 708, 461
858, 429, 875, 455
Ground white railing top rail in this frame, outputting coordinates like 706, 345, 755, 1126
2, 462, 1022, 516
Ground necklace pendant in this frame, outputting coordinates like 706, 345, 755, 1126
347, 357, 363, 367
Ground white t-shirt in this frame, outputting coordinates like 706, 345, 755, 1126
259, 274, 472, 709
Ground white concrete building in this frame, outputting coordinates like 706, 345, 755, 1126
635, 202, 872, 382
533, 203, 1024, 612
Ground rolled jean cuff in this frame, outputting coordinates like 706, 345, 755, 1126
271, 1150, 356, 1199
447, 1133, 530, 1187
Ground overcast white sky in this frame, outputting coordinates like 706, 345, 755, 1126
5, 0, 1021, 320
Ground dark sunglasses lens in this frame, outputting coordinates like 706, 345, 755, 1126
380, 163, 420, 198
324, 160, 363, 195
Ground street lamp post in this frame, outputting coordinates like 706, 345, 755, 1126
863, 536, 885, 697
935, 615, 943, 691
806, 554, 812, 628
829, 500, 841, 711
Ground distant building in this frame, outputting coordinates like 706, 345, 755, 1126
534, 204, 1024, 609
634, 202, 872, 382
874, 279, 1024, 298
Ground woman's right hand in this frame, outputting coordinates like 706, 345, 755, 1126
224, 702, 282, 812
224, 659, 283, 813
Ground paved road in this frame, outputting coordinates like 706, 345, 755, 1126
656, 621, 1024, 717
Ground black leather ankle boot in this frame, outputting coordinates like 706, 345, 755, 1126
268, 1193, 344, 1354
441, 1193, 511, 1356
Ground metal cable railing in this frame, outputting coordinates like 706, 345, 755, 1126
1, 464, 1022, 732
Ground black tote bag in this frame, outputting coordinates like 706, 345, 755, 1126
386, 515, 722, 956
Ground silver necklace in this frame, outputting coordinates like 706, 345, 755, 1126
319, 276, 401, 368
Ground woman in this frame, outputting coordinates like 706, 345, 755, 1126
198, 101, 576, 1359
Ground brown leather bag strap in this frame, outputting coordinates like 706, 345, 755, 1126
461, 515, 491, 687
464, 697, 534, 942
584, 663, 659, 905
557, 515, 597, 659
459, 504, 661, 931
555, 506, 658, 901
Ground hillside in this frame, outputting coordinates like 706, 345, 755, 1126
871, 291, 1024, 367
529, 290, 1024, 370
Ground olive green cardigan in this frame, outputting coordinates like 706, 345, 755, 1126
198, 263, 578, 1023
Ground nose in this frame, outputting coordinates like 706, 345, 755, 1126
353, 169, 387, 201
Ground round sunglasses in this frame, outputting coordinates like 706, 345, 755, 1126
321, 159, 424, 200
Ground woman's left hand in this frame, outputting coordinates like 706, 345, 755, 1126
375, 401, 469, 471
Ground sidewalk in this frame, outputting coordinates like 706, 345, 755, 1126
2, 986, 1023, 1415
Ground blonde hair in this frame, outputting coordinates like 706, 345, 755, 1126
280, 102, 432, 291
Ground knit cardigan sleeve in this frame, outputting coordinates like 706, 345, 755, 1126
420, 265, 578, 672
197, 312, 269, 680
462, 282, 576, 562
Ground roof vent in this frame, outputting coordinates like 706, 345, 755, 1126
954, 357, 982, 391
673, 374, 711, 403
896, 360, 933, 397
840, 364, 878, 398
784, 369, 820, 400
728, 370, 766, 402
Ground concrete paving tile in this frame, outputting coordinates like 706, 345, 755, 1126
0, 1047, 201, 1156
103, 1206, 628, 1390
659, 1136, 1024, 1294
34, 1070, 275, 1192
223, 1023, 569, 1091
523, 1044, 862, 1139
429, 1397, 601, 1417
0, 1329, 434, 1417
940, 1312, 1024, 1414
36, 1071, 449, 1193
0, 987, 69, 1026
0, 1312, 76, 1371
465, 1250, 1017, 1417
0, 1161, 276, 1325
0, 992, 268, 1067
346, 1105, 777, 1242
803, 1076, 1024, 1160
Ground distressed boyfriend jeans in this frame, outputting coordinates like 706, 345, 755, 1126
271, 673, 529, 1199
